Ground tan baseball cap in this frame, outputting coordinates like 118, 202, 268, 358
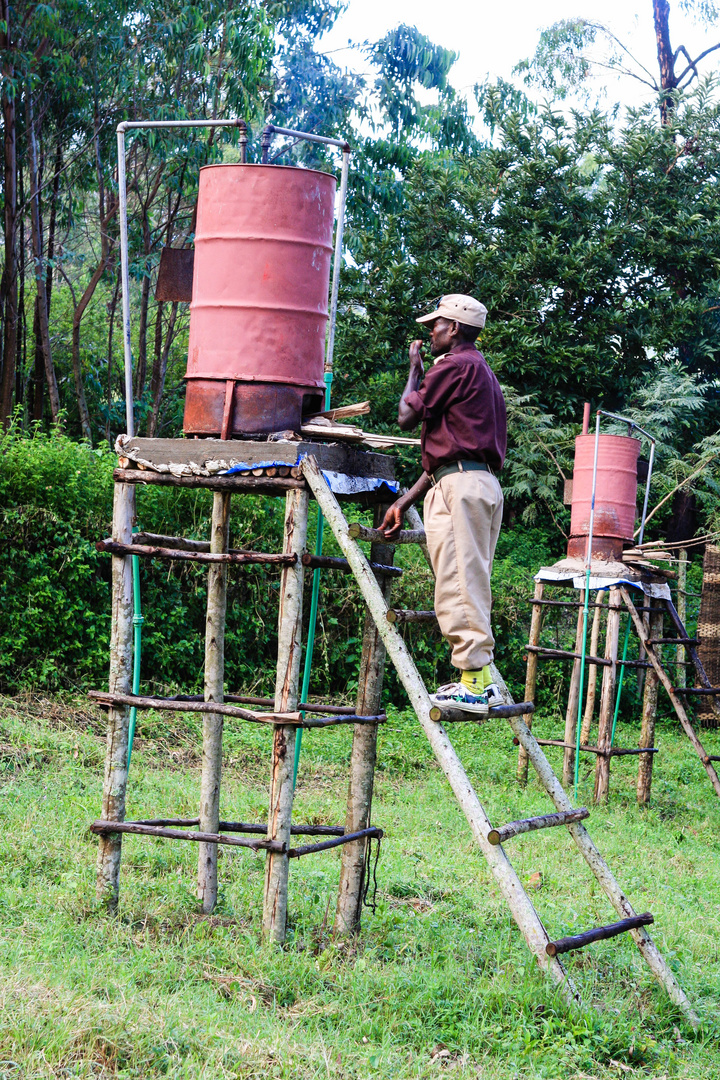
416, 293, 487, 329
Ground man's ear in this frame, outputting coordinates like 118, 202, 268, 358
450, 320, 461, 340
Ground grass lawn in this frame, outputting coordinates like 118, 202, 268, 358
1, 691, 719, 1079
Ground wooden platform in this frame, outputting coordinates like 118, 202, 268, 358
115, 437, 396, 502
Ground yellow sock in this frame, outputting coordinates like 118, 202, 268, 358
461, 669, 484, 692
483, 666, 494, 690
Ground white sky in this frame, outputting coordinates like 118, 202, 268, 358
318, 0, 720, 114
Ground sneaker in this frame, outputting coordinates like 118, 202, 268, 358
429, 681, 491, 715
482, 682, 506, 708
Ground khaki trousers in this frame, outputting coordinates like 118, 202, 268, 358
424, 470, 503, 671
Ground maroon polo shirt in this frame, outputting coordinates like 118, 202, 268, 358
405, 342, 507, 476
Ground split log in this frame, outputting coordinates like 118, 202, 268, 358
198, 491, 230, 913
95, 482, 135, 911
263, 488, 308, 943
519, 581, 544, 784
594, 588, 622, 804
488, 808, 589, 846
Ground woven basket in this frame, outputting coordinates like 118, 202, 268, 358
695, 544, 720, 729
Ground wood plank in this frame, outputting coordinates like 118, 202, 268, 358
119, 437, 396, 481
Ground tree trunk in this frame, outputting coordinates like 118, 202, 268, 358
147, 301, 178, 437
0, 2, 17, 427
134, 216, 151, 398
653, 0, 676, 123
106, 270, 121, 446
27, 89, 60, 423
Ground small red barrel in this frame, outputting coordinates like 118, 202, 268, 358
183, 163, 337, 436
568, 434, 640, 560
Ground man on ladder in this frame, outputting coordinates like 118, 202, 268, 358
380, 293, 507, 713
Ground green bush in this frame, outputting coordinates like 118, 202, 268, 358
0, 428, 564, 703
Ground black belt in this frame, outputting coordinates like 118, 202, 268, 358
430, 460, 492, 485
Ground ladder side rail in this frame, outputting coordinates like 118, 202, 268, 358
302, 456, 580, 1007
509, 710, 699, 1028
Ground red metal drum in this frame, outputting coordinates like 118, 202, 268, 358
183, 163, 336, 436
567, 434, 640, 560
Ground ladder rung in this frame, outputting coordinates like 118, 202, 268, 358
386, 609, 437, 624
288, 826, 383, 859
525, 645, 611, 666
530, 738, 658, 757
488, 808, 589, 845
672, 687, 720, 695
98, 538, 295, 566
705, 756, 720, 763
546, 913, 654, 956
302, 553, 402, 577
429, 701, 535, 722
646, 637, 698, 646
347, 522, 425, 545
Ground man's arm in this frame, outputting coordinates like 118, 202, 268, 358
379, 471, 432, 539
397, 339, 425, 430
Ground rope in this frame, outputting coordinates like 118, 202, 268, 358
360, 833, 382, 911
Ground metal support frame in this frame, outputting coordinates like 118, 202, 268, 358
573, 410, 657, 794
116, 118, 247, 437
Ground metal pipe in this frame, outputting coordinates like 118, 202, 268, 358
576, 409, 656, 769
325, 149, 350, 376
117, 126, 134, 436
116, 117, 246, 436
637, 438, 655, 546
264, 122, 351, 151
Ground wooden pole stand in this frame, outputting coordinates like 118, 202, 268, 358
594, 587, 622, 804
95, 481, 135, 911
197, 491, 231, 913
262, 488, 309, 943
518, 581, 544, 785
335, 503, 393, 936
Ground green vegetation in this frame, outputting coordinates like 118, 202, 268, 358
1, 693, 719, 1078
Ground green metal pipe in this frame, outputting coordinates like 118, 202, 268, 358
127, 564, 142, 768
126, 539, 143, 770
292, 371, 333, 787
574, 572, 591, 798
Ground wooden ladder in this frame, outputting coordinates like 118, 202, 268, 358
621, 588, 720, 798
302, 455, 699, 1026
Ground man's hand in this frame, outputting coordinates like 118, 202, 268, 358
379, 500, 405, 540
409, 339, 425, 383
